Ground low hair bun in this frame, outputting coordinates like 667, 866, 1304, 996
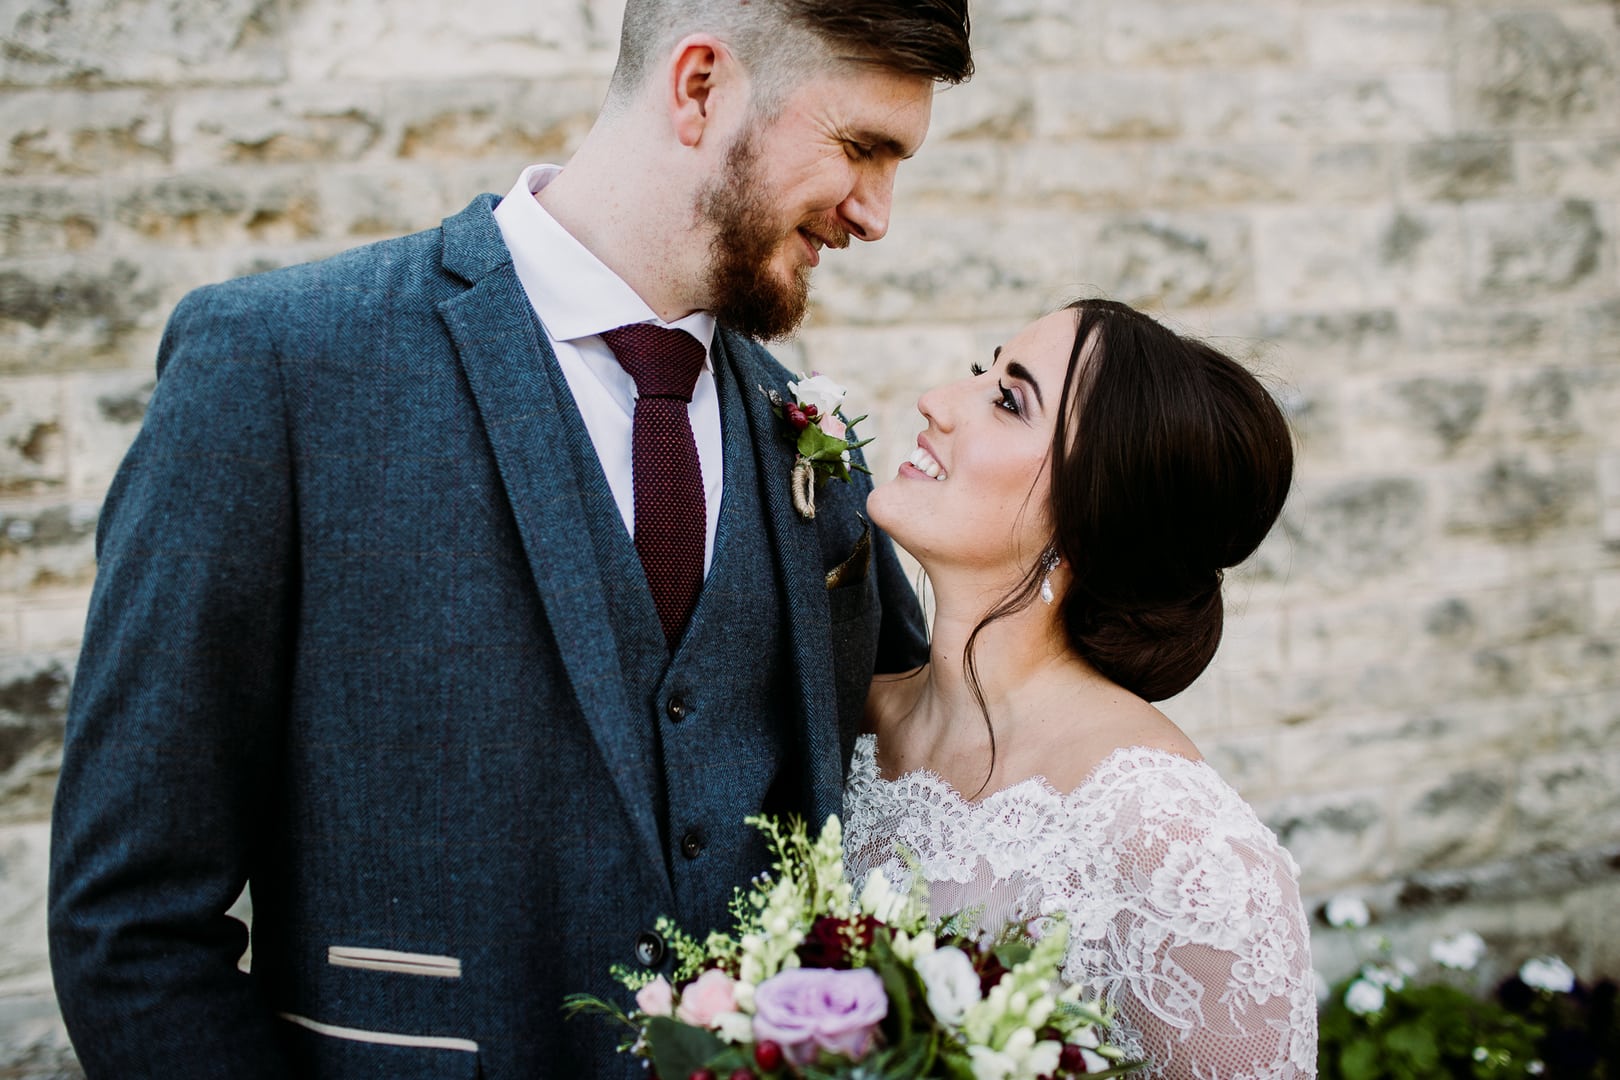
1065, 577, 1224, 703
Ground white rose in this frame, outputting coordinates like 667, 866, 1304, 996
1344, 978, 1386, 1016
1430, 931, 1487, 971
914, 946, 982, 1027
788, 373, 847, 417
1324, 895, 1371, 929
1519, 955, 1576, 993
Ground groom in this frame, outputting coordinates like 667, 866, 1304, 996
47, 2, 971, 1076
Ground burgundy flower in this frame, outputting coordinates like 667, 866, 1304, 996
797, 915, 880, 969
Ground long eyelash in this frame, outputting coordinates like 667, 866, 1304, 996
996, 381, 1020, 415
970, 362, 986, 376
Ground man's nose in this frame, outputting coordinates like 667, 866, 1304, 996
839, 163, 898, 243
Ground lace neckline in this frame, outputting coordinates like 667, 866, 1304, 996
852, 731, 1215, 809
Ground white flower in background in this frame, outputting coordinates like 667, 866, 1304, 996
1528, 1061, 1546, 1075
1430, 931, 1487, 971
1314, 970, 1332, 1005
788, 374, 847, 418
1520, 955, 1576, 993
1324, 895, 1371, 929
1361, 963, 1407, 992
1344, 978, 1386, 1016
914, 946, 981, 1026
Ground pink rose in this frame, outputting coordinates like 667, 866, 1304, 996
676, 968, 738, 1028
635, 975, 673, 1018
752, 967, 888, 1066
820, 412, 847, 440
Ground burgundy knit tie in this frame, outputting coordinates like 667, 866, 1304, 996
601, 324, 707, 650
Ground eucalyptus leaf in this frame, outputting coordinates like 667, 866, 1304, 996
644, 1016, 726, 1079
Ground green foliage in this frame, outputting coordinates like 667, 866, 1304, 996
1319, 977, 1544, 1079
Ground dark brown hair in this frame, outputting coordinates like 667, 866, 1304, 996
961, 299, 1293, 787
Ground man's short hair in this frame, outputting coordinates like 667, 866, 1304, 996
606, 0, 972, 114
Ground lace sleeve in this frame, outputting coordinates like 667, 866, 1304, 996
1041, 750, 1317, 1080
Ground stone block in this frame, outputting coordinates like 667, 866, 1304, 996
0, 501, 99, 592
1032, 72, 1181, 140
1387, 373, 1490, 455
0, 378, 66, 494
388, 79, 606, 163
928, 75, 1035, 144
1249, 309, 1403, 374
0, 0, 286, 86
1511, 750, 1620, 855
966, 0, 1101, 68
1305, 8, 1452, 71
1253, 205, 1463, 310
1411, 307, 1561, 360
1442, 454, 1591, 543
1180, 74, 1259, 139
1527, 636, 1620, 696
284, 0, 618, 82
109, 170, 322, 248
1104, 4, 1299, 67
311, 166, 460, 243
0, 991, 77, 1078
1519, 138, 1620, 199
1402, 139, 1515, 202
1001, 142, 1147, 210
1463, 199, 1608, 301
1594, 572, 1620, 637
0, 90, 168, 178
16, 598, 88, 652
1250, 72, 1453, 140
1457, 10, 1620, 132
1255, 788, 1388, 887
0, 255, 179, 374
1389, 766, 1514, 870
1147, 142, 1301, 206
0, 653, 70, 777
0, 820, 51, 991
62, 370, 151, 493
1270, 475, 1428, 590
172, 85, 386, 169
1304, 143, 1394, 204
1568, 299, 1620, 361
1086, 213, 1252, 309
0, 182, 102, 258
891, 140, 1006, 205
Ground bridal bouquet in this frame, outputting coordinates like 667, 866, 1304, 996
566, 815, 1143, 1079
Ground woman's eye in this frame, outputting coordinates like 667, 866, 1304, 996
996, 381, 1021, 415
970, 362, 986, 376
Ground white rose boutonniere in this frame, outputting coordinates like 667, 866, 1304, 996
761, 373, 872, 520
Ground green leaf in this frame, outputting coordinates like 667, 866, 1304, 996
1339, 1039, 1381, 1080
1385, 1023, 1439, 1072
644, 1016, 727, 1079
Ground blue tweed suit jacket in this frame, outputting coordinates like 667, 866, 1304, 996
48, 196, 927, 1078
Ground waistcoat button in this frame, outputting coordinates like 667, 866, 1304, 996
680, 831, 704, 859
634, 931, 665, 967
666, 696, 687, 722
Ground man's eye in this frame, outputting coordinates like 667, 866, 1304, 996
848, 142, 875, 160
996, 382, 1020, 414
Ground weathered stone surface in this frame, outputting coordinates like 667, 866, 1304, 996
109, 171, 321, 247
999, 142, 1146, 210
284, 0, 618, 82
0, 257, 167, 372
1032, 72, 1181, 140
1463, 198, 1607, 300
1250, 72, 1454, 140
0, 991, 78, 1079
390, 79, 606, 162
0, 501, 98, 592
1147, 142, 1300, 206
1303, 143, 1394, 203
1403, 139, 1515, 202
928, 75, 1034, 144
1, 0, 285, 86
1105, 4, 1299, 67
1390, 767, 1514, 870
1305, 8, 1451, 71
0, 378, 66, 493
1390, 375, 1490, 454
1087, 213, 1251, 308
1412, 307, 1560, 359
0, 90, 168, 177
1512, 751, 1620, 855
1253, 205, 1463, 309
60, 371, 149, 492
1267, 476, 1427, 589
1458, 11, 1620, 131
1257, 789, 1387, 886
0, 654, 69, 777
1443, 454, 1589, 541
1520, 137, 1620, 199
0, 183, 101, 258
172, 86, 385, 169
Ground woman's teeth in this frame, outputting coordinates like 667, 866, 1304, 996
907, 446, 947, 480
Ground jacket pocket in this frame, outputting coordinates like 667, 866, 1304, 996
279, 1012, 480, 1079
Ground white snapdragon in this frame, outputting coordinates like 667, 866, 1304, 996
788, 374, 847, 418
1344, 978, 1386, 1016
1324, 895, 1371, 929
1519, 955, 1576, 993
966, 1027, 1061, 1080
857, 870, 910, 924
914, 946, 982, 1026
1430, 931, 1487, 971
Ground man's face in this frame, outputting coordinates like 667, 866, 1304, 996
695, 64, 934, 340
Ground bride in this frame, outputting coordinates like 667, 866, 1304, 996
843, 299, 1317, 1077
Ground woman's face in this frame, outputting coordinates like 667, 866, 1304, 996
868, 309, 1081, 574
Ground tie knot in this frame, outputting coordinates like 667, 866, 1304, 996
602, 324, 706, 402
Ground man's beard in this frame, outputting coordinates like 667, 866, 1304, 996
695, 126, 812, 342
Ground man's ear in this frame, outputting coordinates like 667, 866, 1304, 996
668, 33, 742, 148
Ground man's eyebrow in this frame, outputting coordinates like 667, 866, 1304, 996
1004, 359, 1044, 410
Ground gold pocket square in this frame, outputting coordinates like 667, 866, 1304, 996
825, 522, 872, 590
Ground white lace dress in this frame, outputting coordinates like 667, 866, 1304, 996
843, 735, 1317, 1079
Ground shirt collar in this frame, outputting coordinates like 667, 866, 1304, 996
493, 164, 716, 356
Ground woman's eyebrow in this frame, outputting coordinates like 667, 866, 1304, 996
1003, 360, 1044, 410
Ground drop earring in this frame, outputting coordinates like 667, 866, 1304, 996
1039, 546, 1061, 605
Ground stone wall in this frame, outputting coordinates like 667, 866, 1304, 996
2, 0, 1618, 1071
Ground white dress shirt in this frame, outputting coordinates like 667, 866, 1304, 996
493, 163, 723, 575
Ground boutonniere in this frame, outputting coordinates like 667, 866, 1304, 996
760, 374, 872, 520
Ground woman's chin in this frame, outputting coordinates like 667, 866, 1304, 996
864, 483, 914, 557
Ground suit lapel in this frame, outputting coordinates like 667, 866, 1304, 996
436, 202, 668, 890
720, 333, 844, 827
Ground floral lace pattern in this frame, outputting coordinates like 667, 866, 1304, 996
844, 736, 1317, 1079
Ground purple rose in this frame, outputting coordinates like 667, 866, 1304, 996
752, 967, 888, 1066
